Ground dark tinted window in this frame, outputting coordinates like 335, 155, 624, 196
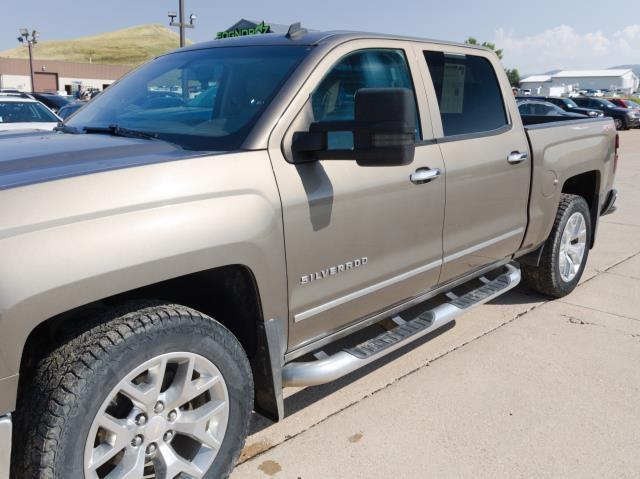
312, 49, 420, 148
424, 51, 508, 136
518, 102, 533, 115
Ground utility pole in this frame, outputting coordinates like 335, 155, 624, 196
17, 28, 39, 92
168, 0, 196, 48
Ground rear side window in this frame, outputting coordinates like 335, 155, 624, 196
312, 49, 420, 147
424, 51, 508, 137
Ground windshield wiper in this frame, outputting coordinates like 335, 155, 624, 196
54, 123, 81, 134
83, 124, 159, 141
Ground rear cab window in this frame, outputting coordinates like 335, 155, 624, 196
423, 51, 508, 137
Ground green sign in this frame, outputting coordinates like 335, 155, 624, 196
216, 21, 271, 39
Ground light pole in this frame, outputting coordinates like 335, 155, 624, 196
168, 0, 196, 48
17, 28, 39, 92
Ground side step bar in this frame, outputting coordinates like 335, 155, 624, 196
282, 263, 521, 387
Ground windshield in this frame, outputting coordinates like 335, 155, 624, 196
0, 101, 59, 123
624, 100, 640, 108
563, 99, 578, 108
67, 46, 310, 151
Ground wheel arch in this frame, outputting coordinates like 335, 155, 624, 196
561, 169, 601, 248
15, 264, 286, 422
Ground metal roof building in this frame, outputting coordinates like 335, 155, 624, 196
520, 69, 639, 95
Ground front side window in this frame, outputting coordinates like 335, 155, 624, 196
0, 101, 59, 123
424, 51, 508, 137
67, 46, 310, 151
311, 49, 420, 148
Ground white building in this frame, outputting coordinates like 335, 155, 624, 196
520, 69, 639, 96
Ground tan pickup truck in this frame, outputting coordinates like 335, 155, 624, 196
0, 27, 618, 478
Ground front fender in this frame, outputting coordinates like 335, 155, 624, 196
0, 150, 288, 386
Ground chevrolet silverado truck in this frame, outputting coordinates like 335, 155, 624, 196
0, 28, 618, 479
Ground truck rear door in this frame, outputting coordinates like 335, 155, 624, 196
418, 47, 531, 282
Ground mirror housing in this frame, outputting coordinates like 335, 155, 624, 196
291, 88, 416, 166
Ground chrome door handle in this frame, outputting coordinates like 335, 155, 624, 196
410, 168, 441, 184
507, 151, 528, 164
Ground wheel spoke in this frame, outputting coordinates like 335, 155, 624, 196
88, 443, 121, 471
568, 244, 585, 264
565, 254, 575, 277
156, 442, 205, 478
120, 357, 168, 408
164, 357, 221, 410
107, 448, 146, 479
173, 400, 227, 449
87, 414, 134, 471
571, 215, 582, 237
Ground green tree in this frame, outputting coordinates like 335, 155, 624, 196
505, 68, 521, 87
464, 37, 504, 60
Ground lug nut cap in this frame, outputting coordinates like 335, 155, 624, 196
131, 435, 143, 447
154, 401, 165, 413
164, 430, 174, 442
146, 442, 157, 455
135, 413, 147, 426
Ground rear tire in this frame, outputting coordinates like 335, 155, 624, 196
522, 194, 591, 298
12, 302, 253, 479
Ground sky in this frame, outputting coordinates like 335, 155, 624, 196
3, 0, 639, 74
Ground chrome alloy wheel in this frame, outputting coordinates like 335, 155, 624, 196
559, 211, 587, 282
84, 352, 229, 479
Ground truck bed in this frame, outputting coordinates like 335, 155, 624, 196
519, 116, 616, 254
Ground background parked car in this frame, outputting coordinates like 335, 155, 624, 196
517, 99, 588, 118
573, 97, 640, 130
584, 89, 604, 97
0, 92, 60, 132
608, 98, 640, 111
28, 92, 74, 114
517, 96, 604, 118
56, 101, 86, 120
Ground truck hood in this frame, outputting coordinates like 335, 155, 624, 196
0, 122, 58, 132
0, 130, 203, 190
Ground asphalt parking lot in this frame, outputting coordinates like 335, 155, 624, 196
232, 129, 640, 479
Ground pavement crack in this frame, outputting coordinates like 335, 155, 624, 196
557, 301, 640, 323
562, 314, 595, 326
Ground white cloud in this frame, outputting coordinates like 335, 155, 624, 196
495, 25, 640, 73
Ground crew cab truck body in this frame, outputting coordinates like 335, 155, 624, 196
0, 30, 617, 478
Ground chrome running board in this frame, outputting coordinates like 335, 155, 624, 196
282, 263, 521, 388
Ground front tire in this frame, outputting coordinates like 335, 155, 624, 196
12, 302, 253, 479
614, 117, 627, 130
522, 194, 591, 298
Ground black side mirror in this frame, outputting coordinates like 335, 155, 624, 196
292, 87, 416, 166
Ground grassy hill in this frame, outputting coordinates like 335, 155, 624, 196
0, 24, 190, 66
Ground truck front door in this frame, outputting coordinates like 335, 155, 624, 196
420, 48, 531, 282
269, 42, 446, 353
